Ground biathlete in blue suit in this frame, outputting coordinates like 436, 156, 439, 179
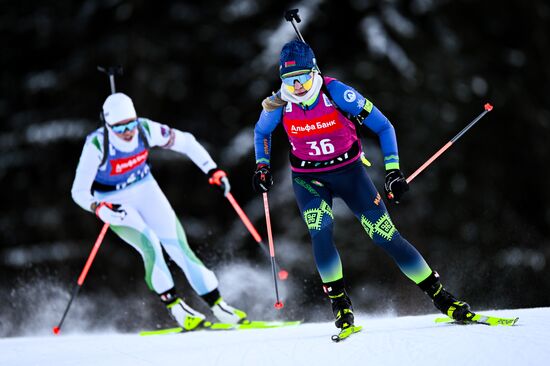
252, 40, 471, 331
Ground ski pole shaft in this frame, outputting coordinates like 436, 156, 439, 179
77, 222, 109, 285
262, 192, 283, 309
226, 193, 262, 243
53, 222, 110, 335
225, 193, 289, 280
406, 103, 493, 184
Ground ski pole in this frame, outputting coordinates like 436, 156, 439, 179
262, 192, 284, 309
404, 103, 494, 185
285, 10, 493, 186
53, 222, 110, 335
225, 192, 288, 280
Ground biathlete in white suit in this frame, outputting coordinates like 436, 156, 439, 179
71, 92, 247, 330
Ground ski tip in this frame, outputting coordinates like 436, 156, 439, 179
331, 325, 363, 342
52, 326, 60, 335
331, 334, 342, 343
484, 103, 494, 112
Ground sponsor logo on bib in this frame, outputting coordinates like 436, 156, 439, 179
110, 150, 149, 175
284, 110, 342, 137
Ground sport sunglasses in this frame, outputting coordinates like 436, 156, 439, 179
110, 119, 139, 133
281, 71, 313, 86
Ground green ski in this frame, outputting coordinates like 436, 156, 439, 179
331, 325, 363, 342
435, 312, 519, 326
237, 320, 301, 329
140, 320, 301, 336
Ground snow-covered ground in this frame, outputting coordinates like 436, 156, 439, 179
2, 307, 548, 366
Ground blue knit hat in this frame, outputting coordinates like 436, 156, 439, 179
279, 40, 317, 76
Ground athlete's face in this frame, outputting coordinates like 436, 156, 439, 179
282, 71, 314, 96
292, 79, 309, 96
110, 117, 138, 141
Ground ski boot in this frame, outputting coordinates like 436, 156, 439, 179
160, 289, 205, 331
201, 288, 248, 324
418, 271, 471, 321
210, 299, 248, 324
323, 279, 355, 329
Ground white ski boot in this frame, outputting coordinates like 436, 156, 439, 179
210, 298, 248, 324
166, 298, 205, 331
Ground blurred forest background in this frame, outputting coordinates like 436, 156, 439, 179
1, 0, 549, 337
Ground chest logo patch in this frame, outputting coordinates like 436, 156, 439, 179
110, 150, 149, 176
344, 90, 357, 103
284, 110, 342, 137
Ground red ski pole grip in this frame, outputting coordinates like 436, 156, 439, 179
484, 103, 493, 112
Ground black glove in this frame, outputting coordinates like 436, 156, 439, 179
208, 169, 231, 196
252, 164, 273, 193
384, 169, 409, 204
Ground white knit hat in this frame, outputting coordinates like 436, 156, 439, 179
102, 93, 137, 124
